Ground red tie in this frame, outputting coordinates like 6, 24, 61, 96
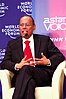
24, 40, 34, 61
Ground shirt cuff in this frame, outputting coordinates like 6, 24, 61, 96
47, 59, 51, 66
14, 63, 19, 71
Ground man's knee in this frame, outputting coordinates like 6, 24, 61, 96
19, 65, 34, 75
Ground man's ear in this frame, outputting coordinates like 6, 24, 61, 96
33, 25, 36, 30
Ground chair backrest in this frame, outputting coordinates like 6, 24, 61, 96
52, 61, 66, 99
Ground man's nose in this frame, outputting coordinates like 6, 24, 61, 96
23, 24, 26, 28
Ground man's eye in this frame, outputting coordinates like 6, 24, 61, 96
19, 24, 32, 27
26, 24, 30, 26
20, 24, 24, 26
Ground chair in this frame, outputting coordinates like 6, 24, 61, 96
0, 61, 66, 99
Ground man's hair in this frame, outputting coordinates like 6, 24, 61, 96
19, 15, 35, 25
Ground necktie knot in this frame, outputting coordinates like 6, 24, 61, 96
24, 40, 30, 45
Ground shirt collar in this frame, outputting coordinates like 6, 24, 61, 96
22, 35, 33, 42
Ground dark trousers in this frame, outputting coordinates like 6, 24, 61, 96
12, 65, 52, 99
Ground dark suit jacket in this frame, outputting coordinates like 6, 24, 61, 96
1, 34, 65, 75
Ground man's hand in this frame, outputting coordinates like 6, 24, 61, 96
35, 53, 50, 66
15, 55, 35, 69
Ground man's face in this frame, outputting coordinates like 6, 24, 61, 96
19, 16, 36, 39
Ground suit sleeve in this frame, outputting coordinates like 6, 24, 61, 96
47, 37, 65, 70
0, 41, 16, 72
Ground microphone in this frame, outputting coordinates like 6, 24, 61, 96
25, 33, 28, 36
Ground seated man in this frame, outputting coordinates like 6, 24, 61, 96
0, 15, 65, 99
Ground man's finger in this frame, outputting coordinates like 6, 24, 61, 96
22, 55, 27, 61
26, 58, 32, 62
41, 53, 46, 58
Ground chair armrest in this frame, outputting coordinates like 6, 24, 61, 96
63, 68, 66, 75
52, 61, 66, 99
0, 70, 14, 99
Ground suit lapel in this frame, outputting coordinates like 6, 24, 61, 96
16, 37, 24, 60
33, 34, 41, 58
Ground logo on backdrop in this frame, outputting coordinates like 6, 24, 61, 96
43, 16, 66, 31
17, 1, 32, 15
0, 49, 5, 63
0, 3, 8, 17
2, 25, 20, 39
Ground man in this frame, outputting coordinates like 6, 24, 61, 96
1, 15, 65, 99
